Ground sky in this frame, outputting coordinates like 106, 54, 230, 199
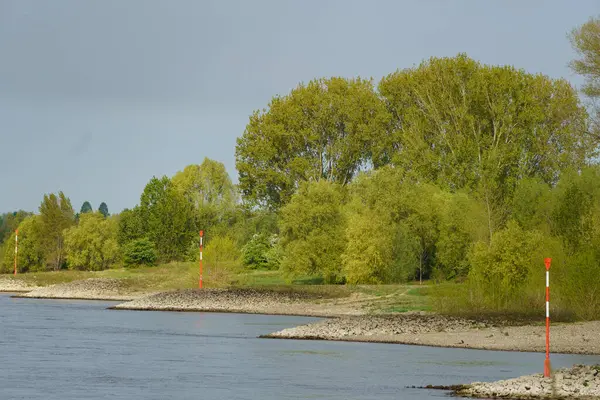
0, 0, 599, 214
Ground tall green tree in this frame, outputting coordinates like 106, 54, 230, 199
0, 211, 31, 244
236, 77, 389, 209
139, 176, 196, 261
379, 54, 592, 237
80, 201, 93, 214
570, 16, 600, 138
117, 207, 144, 246
279, 180, 347, 283
172, 158, 237, 230
98, 202, 109, 218
38, 192, 75, 270
64, 213, 119, 270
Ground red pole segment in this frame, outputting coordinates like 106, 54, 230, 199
544, 257, 551, 378
14, 229, 18, 276
199, 230, 204, 289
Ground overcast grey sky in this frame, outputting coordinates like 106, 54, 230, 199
0, 0, 598, 213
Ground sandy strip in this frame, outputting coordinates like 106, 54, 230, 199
264, 316, 600, 355
13, 278, 144, 301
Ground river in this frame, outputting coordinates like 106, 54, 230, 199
1, 294, 599, 399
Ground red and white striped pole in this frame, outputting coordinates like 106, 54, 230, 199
14, 228, 18, 276
544, 257, 552, 378
199, 230, 204, 289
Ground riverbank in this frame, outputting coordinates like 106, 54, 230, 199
263, 316, 600, 355
111, 288, 364, 317
454, 364, 600, 399
13, 278, 146, 301
0, 277, 38, 292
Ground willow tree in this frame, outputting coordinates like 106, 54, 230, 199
379, 54, 592, 237
236, 77, 389, 209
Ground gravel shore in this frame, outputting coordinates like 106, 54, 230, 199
0, 277, 38, 292
14, 278, 143, 301
456, 364, 600, 399
112, 288, 363, 317
264, 316, 600, 355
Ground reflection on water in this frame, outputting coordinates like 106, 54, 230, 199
1, 294, 599, 400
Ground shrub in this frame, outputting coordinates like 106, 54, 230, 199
204, 235, 241, 286
123, 238, 158, 267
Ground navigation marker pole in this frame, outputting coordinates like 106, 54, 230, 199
544, 257, 552, 378
199, 230, 204, 289
14, 229, 18, 276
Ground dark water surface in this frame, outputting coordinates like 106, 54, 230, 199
1, 294, 599, 400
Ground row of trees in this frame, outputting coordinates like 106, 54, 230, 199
1, 17, 599, 319
0, 196, 113, 273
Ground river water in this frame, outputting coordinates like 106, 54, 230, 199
1, 294, 599, 400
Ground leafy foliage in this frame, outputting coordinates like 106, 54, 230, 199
1, 216, 45, 273
241, 233, 281, 270
64, 213, 119, 271
236, 77, 389, 209
38, 192, 75, 270
139, 176, 196, 262
279, 180, 347, 283
123, 238, 158, 267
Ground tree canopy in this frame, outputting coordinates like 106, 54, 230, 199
236, 77, 389, 209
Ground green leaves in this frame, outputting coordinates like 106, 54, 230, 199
123, 238, 157, 267
279, 180, 347, 283
236, 77, 389, 209
139, 176, 196, 262
64, 213, 119, 271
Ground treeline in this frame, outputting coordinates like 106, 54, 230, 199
2, 18, 599, 320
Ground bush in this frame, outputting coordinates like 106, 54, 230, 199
242, 233, 281, 270
123, 238, 158, 267
204, 235, 241, 286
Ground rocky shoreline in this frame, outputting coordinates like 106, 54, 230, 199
0, 277, 38, 292
455, 364, 600, 399
264, 316, 600, 355
12, 278, 143, 301
111, 288, 363, 317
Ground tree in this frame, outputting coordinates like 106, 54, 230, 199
1, 216, 45, 273
569, 16, 600, 138
379, 54, 592, 236
117, 207, 144, 246
279, 180, 347, 283
171, 158, 238, 231
241, 233, 281, 270
0, 210, 31, 244
467, 221, 560, 312
139, 176, 196, 261
38, 192, 75, 270
236, 77, 389, 209
64, 213, 119, 271
80, 201, 93, 214
123, 238, 157, 267
98, 202, 109, 218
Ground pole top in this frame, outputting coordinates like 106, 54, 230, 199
15, 228, 18, 235
544, 258, 552, 270
199, 230, 204, 237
